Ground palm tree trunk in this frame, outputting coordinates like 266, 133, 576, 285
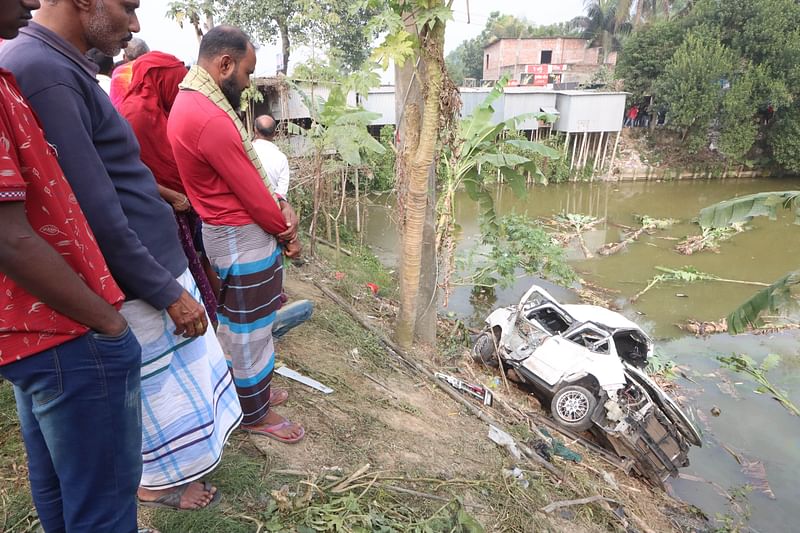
396, 21, 445, 348
276, 17, 290, 75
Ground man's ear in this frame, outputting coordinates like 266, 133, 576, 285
219, 54, 235, 77
73, 0, 93, 13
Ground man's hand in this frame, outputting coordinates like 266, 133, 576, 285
283, 238, 302, 259
96, 312, 129, 337
277, 200, 299, 243
166, 289, 208, 338
158, 185, 191, 213
170, 193, 191, 213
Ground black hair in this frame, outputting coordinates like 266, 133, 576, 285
198, 25, 253, 61
255, 115, 277, 137
87, 48, 114, 76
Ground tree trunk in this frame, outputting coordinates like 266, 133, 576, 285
190, 13, 203, 43
277, 18, 290, 75
395, 21, 445, 348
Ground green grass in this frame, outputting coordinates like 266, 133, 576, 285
0, 381, 36, 533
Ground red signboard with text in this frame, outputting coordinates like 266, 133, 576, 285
533, 74, 549, 86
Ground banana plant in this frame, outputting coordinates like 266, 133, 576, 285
437, 77, 560, 297
699, 191, 800, 333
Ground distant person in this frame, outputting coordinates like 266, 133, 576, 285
87, 47, 113, 94
117, 51, 219, 323
625, 105, 639, 127
110, 36, 149, 106
253, 114, 291, 196
0, 0, 242, 511
0, 1, 143, 531
169, 25, 305, 444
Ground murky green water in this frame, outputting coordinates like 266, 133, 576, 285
361, 178, 800, 532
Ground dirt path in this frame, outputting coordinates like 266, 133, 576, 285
0, 254, 708, 532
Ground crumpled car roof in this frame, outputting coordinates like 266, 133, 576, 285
561, 304, 646, 333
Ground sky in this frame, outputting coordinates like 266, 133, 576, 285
133, 0, 587, 77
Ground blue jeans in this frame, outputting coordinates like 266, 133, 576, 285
0, 329, 142, 533
273, 299, 314, 339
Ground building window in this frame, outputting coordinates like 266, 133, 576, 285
485, 54, 490, 69
541, 50, 552, 64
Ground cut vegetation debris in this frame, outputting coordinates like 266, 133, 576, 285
0, 248, 708, 532
631, 266, 769, 303
598, 216, 678, 256
674, 224, 747, 255
546, 213, 604, 259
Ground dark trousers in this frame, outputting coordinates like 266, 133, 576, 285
0, 330, 143, 533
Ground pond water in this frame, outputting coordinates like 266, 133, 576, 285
360, 178, 800, 532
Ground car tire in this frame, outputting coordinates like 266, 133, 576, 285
551, 385, 597, 432
472, 330, 500, 367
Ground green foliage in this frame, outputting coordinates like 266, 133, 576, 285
362, 125, 396, 191
768, 107, 800, 173
621, 0, 800, 168
698, 191, 800, 332
718, 353, 800, 416
616, 20, 686, 101
718, 67, 760, 161
217, 0, 379, 72
655, 29, 735, 151
725, 271, 800, 334
699, 191, 800, 228
439, 78, 559, 240
290, 78, 385, 167
575, 0, 632, 63
458, 214, 576, 289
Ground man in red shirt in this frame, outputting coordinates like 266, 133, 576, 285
0, 1, 143, 531
168, 26, 304, 444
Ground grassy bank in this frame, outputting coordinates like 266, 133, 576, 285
0, 246, 706, 532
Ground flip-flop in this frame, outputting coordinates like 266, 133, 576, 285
270, 388, 289, 406
138, 481, 221, 511
242, 420, 305, 444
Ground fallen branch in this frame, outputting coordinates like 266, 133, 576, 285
314, 280, 563, 480
540, 495, 618, 514
305, 232, 352, 256
331, 463, 372, 493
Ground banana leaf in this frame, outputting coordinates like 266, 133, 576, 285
699, 191, 800, 229
727, 270, 800, 334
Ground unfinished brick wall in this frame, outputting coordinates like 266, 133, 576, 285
482, 38, 615, 82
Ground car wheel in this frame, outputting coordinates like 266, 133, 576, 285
551, 385, 597, 432
472, 330, 500, 367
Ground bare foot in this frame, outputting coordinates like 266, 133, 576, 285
138, 481, 217, 510
244, 408, 303, 440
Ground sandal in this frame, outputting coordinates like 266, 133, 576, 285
242, 420, 305, 444
270, 388, 289, 406
138, 481, 221, 511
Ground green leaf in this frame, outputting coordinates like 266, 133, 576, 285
699, 191, 800, 229
504, 139, 562, 159
416, 4, 453, 32
727, 270, 800, 334
334, 110, 382, 126
475, 153, 531, 168
760, 354, 782, 372
456, 505, 485, 532
371, 30, 415, 70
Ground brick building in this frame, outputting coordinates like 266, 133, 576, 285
482, 37, 617, 87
